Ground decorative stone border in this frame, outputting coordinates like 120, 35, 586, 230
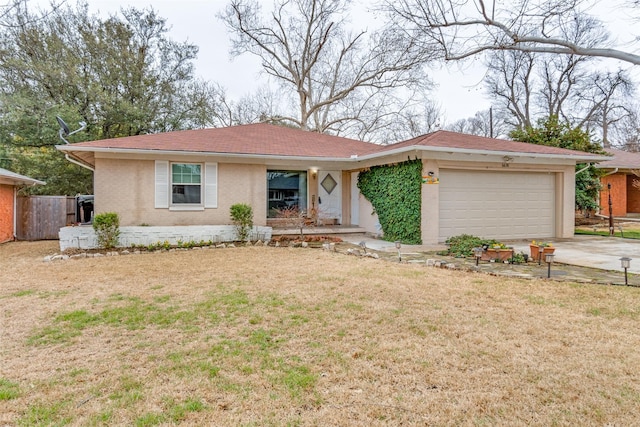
44, 241, 273, 262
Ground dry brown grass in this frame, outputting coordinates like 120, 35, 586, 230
2, 240, 640, 426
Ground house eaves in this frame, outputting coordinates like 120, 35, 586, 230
356, 144, 610, 163
55, 145, 358, 166
58, 143, 609, 167
0, 167, 45, 186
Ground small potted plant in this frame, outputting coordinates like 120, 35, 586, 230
529, 240, 555, 262
483, 242, 514, 262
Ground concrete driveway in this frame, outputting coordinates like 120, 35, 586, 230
510, 235, 640, 274
339, 234, 640, 274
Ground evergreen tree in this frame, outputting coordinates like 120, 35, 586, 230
510, 116, 604, 212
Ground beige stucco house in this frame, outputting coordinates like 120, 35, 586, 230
57, 123, 605, 247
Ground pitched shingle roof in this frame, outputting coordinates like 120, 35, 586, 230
66, 123, 379, 158
384, 130, 601, 157
597, 148, 640, 169
58, 123, 606, 162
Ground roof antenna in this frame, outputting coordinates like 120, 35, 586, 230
56, 116, 86, 144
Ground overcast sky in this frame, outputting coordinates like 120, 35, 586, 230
31, 0, 637, 125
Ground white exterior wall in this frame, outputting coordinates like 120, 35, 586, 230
357, 195, 381, 237
59, 225, 272, 251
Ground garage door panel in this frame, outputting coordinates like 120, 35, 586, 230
438, 170, 555, 241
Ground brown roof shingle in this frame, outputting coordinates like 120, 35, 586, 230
68, 123, 379, 158
597, 148, 640, 169
384, 130, 600, 157
61, 123, 604, 161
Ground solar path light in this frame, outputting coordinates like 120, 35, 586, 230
545, 253, 555, 278
620, 257, 632, 286
473, 247, 483, 266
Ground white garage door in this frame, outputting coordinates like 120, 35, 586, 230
439, 169, 555, 242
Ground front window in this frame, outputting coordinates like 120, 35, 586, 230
267, 170, 307, 217
172, 163, 201, 204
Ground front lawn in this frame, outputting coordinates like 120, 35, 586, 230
2, 241, 640, 425
575, 229, 640, 239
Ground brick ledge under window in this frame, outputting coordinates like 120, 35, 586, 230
168, 206, 205, 212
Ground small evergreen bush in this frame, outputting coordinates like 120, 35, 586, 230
230, 203, 254, 241
444, 234, 498, 257
92, 212, 120, 249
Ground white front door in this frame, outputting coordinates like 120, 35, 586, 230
318, 171, 342, 223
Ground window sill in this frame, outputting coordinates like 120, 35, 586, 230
169, 206, 205, 212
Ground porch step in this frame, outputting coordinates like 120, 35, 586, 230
271, 226, 367, 236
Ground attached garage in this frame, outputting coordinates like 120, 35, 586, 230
438, 169, 555, 241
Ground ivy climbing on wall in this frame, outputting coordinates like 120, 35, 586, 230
357, 159, 422, 244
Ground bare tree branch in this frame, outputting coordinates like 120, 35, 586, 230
385, 0, 640, 65
220, 0, 432, 141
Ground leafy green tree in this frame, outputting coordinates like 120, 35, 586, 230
0, 2, 223, 195
510, 116, 604, 212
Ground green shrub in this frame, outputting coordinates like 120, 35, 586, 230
445, 234, 498, 257
230, 203, 254, 241
93, 212, 120, 249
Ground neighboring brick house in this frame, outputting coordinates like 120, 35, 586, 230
0, 168, 45, 243
57, 123, 606, 246
597, 148, 640, 217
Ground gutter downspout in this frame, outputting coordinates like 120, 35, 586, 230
575, 163, 592, 175
602, 167, 619, 177
65, 153, 95, 172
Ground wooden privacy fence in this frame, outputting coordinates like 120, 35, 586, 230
16, 196, 75, 241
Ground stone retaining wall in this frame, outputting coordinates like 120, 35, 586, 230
59, 225, 272, 251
